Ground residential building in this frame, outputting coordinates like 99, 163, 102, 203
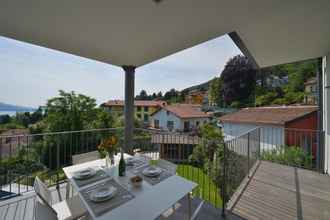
151, 133, 200, 162
304, 77, 318, 105
151, 104, 212, 132
184, 90, 208, 105
101, 100, 167, 124
219, 106, 318, 155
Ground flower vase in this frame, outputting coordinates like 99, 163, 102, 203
106, 152, 115, 168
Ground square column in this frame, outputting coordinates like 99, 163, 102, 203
323, 54, 330, 173
123, 65, 136, 153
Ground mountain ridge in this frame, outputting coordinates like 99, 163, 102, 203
0, 102, 36, 112
181, 79, 212, 94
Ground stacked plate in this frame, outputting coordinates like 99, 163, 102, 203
142, 166, 162, 177
90, 186, 117, 202
73, 168, 96, 180
126, 157, 137, 166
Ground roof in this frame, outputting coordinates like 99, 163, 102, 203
102, 100, 166, 107
219, 106, 318, 126
0, 1, 329, 68
153, 104, 212, 119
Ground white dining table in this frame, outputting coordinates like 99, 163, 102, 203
63, 154, 198, 220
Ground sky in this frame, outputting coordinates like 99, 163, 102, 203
0, 35, 241, 108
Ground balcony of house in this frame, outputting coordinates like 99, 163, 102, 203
0, 126, 329, 220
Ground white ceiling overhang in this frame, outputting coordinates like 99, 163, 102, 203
0, 0, 329, 68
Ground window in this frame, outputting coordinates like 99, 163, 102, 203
137, 106, 141, 111
196, 121, 200, 127
154, 119, 160, 128
144, 106, 149, 112
167, 121, 174, 131
137, 113, 141, 119
166, 111, 170, 115
144, 114, 149, 122
184, 121, 190, 132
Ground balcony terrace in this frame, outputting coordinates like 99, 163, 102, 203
0, 127, 328, 219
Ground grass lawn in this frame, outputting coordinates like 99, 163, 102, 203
177, 164, 222, 208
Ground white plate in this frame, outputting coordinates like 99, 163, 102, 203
142, 166, 162, 177
126, 157, 137, 166
90, 186, 117, 202
73, 168, 96, 180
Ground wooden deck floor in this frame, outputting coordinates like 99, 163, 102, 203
0, 184, 67, 220
230, 161, 330, 220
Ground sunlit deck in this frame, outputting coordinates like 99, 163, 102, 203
229, 161, 330, 220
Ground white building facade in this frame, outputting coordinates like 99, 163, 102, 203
221, 122, 284, 152
151, 108, 210, 132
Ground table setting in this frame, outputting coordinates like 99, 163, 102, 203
63, 153, 197, 220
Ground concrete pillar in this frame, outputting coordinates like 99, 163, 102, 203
123, 65, 136, 154
323, 54, 330, 174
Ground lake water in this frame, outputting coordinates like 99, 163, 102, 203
0, 111, 30, 116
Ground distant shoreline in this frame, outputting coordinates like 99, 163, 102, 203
0, 110, 35, 117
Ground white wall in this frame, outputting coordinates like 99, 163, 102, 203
323, 54, 330, 174
151, 109, 182, 131
222, 122, 284, 152
151, 109, 210, 132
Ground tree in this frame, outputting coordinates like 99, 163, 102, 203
91, 109, 114, 129
255, 59, 318, 106
208, 77, 223, 106
157, 92, 163, 99
190, 124, 224, 166
45, 90, 98, 132
221, 55, 257, 107
163, 89, 182, 103
136, 90, 149, 100
15, 112, 31, 128
151, 93, 157, 100
30, 107, 43, 124
0, 115, 11, 124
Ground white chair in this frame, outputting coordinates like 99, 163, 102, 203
68, 151, 101, 198
34, 177, 88, 220
35, 200, 58, 220
72, 151, 100, 165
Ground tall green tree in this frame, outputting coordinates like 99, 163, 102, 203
45, 90, 98, 132
136, 90, 149, 100
221, 55, 256, 107
91, 109, 114, 129
208, 77, 223, 106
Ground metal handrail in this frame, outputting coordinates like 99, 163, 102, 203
0, 127, 124, 138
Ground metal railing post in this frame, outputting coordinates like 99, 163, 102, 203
247, 133, 250, 178
258, 128, 261, 159
56, 137, 60, 191
221, 140, 227, 217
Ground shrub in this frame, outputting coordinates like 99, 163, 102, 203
261, 145, 313, 169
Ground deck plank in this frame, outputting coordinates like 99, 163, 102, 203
0, 204, 9, 220
231, 161, 330, 220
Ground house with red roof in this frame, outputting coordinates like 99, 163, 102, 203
219, 106, 319, 156
151, 104, 212, 132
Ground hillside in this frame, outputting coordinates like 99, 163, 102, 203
181, 79, 211, 94
0, 102, 36, 112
